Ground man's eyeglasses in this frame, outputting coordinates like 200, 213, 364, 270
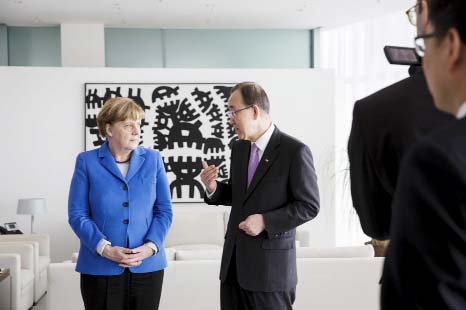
414, 32, 440, 57
406, 2, 421, 26
227, 105, 253, 118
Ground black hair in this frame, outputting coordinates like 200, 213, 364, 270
230, 82, 270, 114
425, 0, 466, 43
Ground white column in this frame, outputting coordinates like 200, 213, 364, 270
61, 24, 105, 67
0, 24, 8, 66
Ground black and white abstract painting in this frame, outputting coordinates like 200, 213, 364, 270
85, 83, 237, 203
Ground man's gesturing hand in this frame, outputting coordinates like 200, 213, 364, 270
201, 161, 219, 194
239, 214, 265, 236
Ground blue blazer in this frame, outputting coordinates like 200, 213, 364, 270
68, 142, 172, 275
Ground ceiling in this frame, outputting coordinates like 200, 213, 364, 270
0, 0, 412, 29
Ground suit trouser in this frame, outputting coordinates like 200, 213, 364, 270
221, 250, 295, 310
80, 268, 164, 310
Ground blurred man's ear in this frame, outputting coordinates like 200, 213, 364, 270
446, 28, 465, 72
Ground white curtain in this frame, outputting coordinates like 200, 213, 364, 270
317, 10, 417, 245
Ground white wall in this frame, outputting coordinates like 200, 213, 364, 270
0, 67, 334, 261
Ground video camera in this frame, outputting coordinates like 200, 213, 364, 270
384, 46, 421, 66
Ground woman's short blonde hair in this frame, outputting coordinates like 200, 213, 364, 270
97, 97, 145, 138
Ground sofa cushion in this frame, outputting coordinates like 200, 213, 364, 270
71, 252, 79, 263
297, 245, 374, 258
168, 244, 222, 261
38, 255, 51, 272
21, 268, 34, 289
176, 250, 222, 261
165, 247, 176, 261
165, 206, 227, 247
175, 248, 223, 261
168, 244, 222, 251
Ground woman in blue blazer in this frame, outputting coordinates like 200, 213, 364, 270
68, 97, 172, 310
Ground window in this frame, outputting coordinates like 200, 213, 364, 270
317, 11, 416, 245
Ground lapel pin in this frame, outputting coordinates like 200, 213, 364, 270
265, 158, 269, 163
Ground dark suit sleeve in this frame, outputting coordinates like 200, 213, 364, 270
382, 140, 466, 309
262, 144, 320, 235
348, 101, 392, 239
204, 180, 232, 206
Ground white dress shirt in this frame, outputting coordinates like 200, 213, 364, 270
206, 122, 275, 198
456, 101, 466, 119
116, 162, 130, 178
252, 122, 275, 162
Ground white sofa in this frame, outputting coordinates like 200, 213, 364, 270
0, 234, 50, 302
69, 205, 311, 263
48, 256, 383, 310
164, 206, 230, 260
0, 244, 35, 310
50, 206, 383, 309
165, 206, 312, 260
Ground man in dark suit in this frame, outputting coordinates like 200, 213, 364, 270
382, 0, 466, 308
200, 82, 320, 310
348, 66, 453, 254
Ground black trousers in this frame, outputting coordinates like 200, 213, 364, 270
80, 269, 164, 310
221, 251, 295, 310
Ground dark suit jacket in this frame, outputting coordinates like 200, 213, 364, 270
205, 126, 320, 292
382, 117, 466, 309
348, 71, 453, 240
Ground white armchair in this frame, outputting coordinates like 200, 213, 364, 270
0, 244, 35, 310
0, 234, 50, 302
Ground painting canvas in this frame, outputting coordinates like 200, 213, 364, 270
85, 83, 237, 202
